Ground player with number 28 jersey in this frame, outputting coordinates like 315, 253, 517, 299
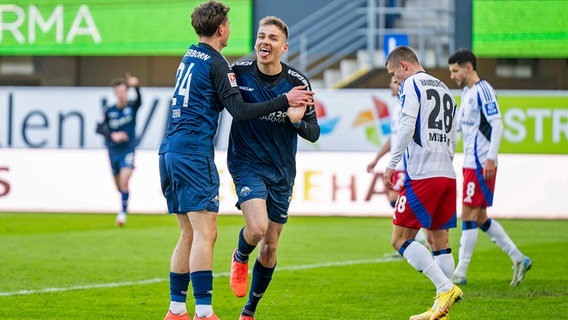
388, 71, 458, 229
384, 46, 462, 320
391, 72, 457, 181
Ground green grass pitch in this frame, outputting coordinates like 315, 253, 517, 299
0, 213, 566, 319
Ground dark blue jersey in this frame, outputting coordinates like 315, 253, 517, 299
159, 43, 239, 157
159, 43, 291, 158
103, 87, 141, 151
227, 61, 320, 184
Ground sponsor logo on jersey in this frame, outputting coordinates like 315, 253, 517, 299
228, 73, 238, 87
259, 111, 287, 123
238, 86, 254, 92
484, 101, 499, 115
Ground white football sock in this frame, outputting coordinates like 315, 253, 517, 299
403, 241, 453, 293
455, 228, 478, 277
195, 305, 213, 318
435, 252, 455, 279
484, 219, 524, 263
169, 301, 187, 315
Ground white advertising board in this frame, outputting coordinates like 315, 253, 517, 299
0, 149, 566, 219
1, 87, 567, 154
0, 86, 398, 151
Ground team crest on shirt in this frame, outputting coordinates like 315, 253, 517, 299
484, 101, 499, 115
239, 186, 251, 197
228, 72, 238, 87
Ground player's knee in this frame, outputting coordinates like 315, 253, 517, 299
246, 225, 267, 243
259, 242, 278, 260
195, 226, 218, 244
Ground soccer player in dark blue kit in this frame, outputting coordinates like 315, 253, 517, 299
158, 2, 314, 320
228, 16, 320, 320
96, 73, 141, 226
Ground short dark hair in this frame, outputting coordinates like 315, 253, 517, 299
448, 48, 477, 70
191, 0, 230, 37
259, 16, 289, 40
385, 46, 419, 67
110, 77, 127, 88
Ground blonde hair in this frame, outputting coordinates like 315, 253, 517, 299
259, 16, 289, 40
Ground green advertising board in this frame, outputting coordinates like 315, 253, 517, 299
0, 0, 253, 56
455, 91, 568, 154
473, 0, 568, 58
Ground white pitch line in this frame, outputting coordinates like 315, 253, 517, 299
0, 256, 400, 297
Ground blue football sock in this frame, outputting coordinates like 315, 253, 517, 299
235, 227, 256, 263
190, 270, 213, 306
242, 259, 275, 317
170, 272, 190, 302
121, 191, 129, 213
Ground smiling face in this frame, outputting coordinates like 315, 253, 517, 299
255, 23, 288, 67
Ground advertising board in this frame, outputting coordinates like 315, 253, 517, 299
0, 0, 253, 56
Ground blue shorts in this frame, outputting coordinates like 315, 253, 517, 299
159, 152, 220, 214
108, 148, 135, 176
232, 170, 293, 224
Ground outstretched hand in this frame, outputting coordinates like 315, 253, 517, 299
125, 72, 139, 87
285, 86, 314, 108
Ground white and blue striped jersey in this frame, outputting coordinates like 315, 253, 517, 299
388, 72, 458, 180
459, 80, 503, 169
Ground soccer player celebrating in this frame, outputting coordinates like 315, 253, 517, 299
96, 73, 141, 226
383, 46, 462, 320
228, 16, 320, 320
158, 2, 314, 320
448, 48, 532, 286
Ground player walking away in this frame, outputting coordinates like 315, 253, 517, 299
227, 16, 320, 320
383, 46, 462, 320
158, 2, 314, 320
367, 77, 429, 254
96, 73, 141, 226
448, 48, 532, 286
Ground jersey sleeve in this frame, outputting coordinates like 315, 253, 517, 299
291, 74, 320, 143
387, 79, 419, 169
131, 87, 142, 111
477, 81, 503, 161
210, 57, 241, 103
295, 103, 320, 143
95, 113, 111, 139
